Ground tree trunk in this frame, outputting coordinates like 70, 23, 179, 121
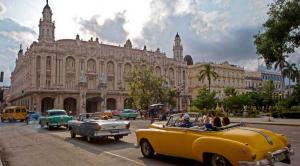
281, 69, 284, 99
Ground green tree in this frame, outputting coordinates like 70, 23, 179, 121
198, 63, 219, 92
254, 0, 300, 67
192, 87, 216, 110
128, 68, 165, 109
283, 63, 299, 95
163, 88, 177, 109
224, 87, 237, 97
260, 80, 276, 111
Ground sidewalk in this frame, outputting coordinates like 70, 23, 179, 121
230, 116, 300, 126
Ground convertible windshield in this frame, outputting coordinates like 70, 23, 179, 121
49, 111, 66, 116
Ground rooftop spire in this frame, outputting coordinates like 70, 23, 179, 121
46, 0, 48, 5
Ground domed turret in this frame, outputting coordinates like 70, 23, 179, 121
173, 32, 183, 61
184, 55, 193, 65
38, 0, 55, 42
124, 39, 132, 49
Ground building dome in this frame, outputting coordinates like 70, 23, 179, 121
184, 55, 193, 65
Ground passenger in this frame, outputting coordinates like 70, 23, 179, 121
222, 117, 230, 126
179, 113, 192, 128
212, 117, 222, 128
203, 115, 212, 129
207, 112, 214, 124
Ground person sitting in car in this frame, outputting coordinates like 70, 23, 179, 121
179, 113, 193, 128
222, 117, 230, 126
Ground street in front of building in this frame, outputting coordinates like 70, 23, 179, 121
0, 120, 299, 166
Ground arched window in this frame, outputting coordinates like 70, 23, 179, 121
107, 61, 115, 90
46, 56, 51, 70
66, 57, 75, 72
124, 63, 132, 76
155, 66, 161, 76
87, 59, 96, 73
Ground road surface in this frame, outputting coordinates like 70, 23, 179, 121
0, 120, 299, 166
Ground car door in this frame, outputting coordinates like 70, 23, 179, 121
158, 126, 190, 158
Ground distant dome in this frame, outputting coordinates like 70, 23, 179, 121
184, 55, 193, 65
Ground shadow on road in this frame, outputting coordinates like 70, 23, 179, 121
65, 136, 135, 154
137, 154, 201, 166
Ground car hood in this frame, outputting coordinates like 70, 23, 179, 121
214, 127, 286, 153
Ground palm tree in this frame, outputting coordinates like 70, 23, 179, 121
283, 63, 298, 95
274, 55, 288, 97
198, 63, 219, 92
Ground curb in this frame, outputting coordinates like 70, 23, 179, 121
231, 121, 300, 127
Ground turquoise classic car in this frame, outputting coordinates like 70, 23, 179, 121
39, 109, 72, 129
119, 109, 138, 120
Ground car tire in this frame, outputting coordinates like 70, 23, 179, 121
70, 130, 76, 138
114, 136, 121, 141
204, 153, 232, 166
133, 117, 136, 120
47, 123, 52, 130
140, 139, 154, 158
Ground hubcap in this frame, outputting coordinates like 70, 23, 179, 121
142, 142, 150, 155
212, 154, 226, 166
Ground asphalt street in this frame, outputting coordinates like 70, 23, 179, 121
0, 120, 299, 166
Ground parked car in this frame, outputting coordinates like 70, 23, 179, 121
120, 109, 138, 120
1, 106, 27, 122
39, 109, 72, 129
112, 110, 121, 116
68, 113, 131, 142
27, 111, 39, 120
135, 112, 294, 166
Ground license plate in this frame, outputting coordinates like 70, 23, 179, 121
111, 129, 119, 134
274, 152, 286, 162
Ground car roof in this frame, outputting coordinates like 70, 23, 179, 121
47, 109, 66, 112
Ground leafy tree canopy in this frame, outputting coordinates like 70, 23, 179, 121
192, 87, 216, 110
254, 0, 300, 67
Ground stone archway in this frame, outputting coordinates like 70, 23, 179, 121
86, 97, 103, 113
106, 98, 116, 110
64, 97, 77, 116
41, 97, 54, 115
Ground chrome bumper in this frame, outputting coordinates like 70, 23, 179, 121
93, 129, 131, 137
239, 147, 294, 166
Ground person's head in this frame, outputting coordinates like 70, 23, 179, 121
207, 112, 213, 117
222, 117, 230, 126
183, 113, 190, 123
213, 117, 222, 127
203, 115, 210, 124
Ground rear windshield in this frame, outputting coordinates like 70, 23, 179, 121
49, 111, 66, 116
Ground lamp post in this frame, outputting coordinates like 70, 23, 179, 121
98, 73, 107, 112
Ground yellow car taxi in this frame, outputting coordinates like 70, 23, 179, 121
135, 113, 294, 166
1, 106, 27, 122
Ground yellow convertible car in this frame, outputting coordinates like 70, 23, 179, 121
135, 113, 294, 166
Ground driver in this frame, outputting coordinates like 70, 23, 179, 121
179, 113, 193, 128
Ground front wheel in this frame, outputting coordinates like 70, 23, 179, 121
140, 139, 154, 158
204, 153, 232, 166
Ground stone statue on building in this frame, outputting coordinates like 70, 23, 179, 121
79, 70, 87, 83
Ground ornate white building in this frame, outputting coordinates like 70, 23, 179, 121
9, 1, 189, 115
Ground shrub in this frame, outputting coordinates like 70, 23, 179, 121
291, 106, 300, 112
190, 106, 200, 112
281, 111, 300, 119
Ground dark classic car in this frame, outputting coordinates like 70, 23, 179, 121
68, 113, 131, 142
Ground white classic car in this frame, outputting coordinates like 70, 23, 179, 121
68, 113, 131, 142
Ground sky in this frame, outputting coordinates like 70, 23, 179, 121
0, 0, 299, 85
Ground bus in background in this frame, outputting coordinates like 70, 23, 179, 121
1, 106, 27, 122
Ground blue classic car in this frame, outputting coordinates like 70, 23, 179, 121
27, 111, 39, 120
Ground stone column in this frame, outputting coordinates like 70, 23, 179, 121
79, 83, 87, 114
